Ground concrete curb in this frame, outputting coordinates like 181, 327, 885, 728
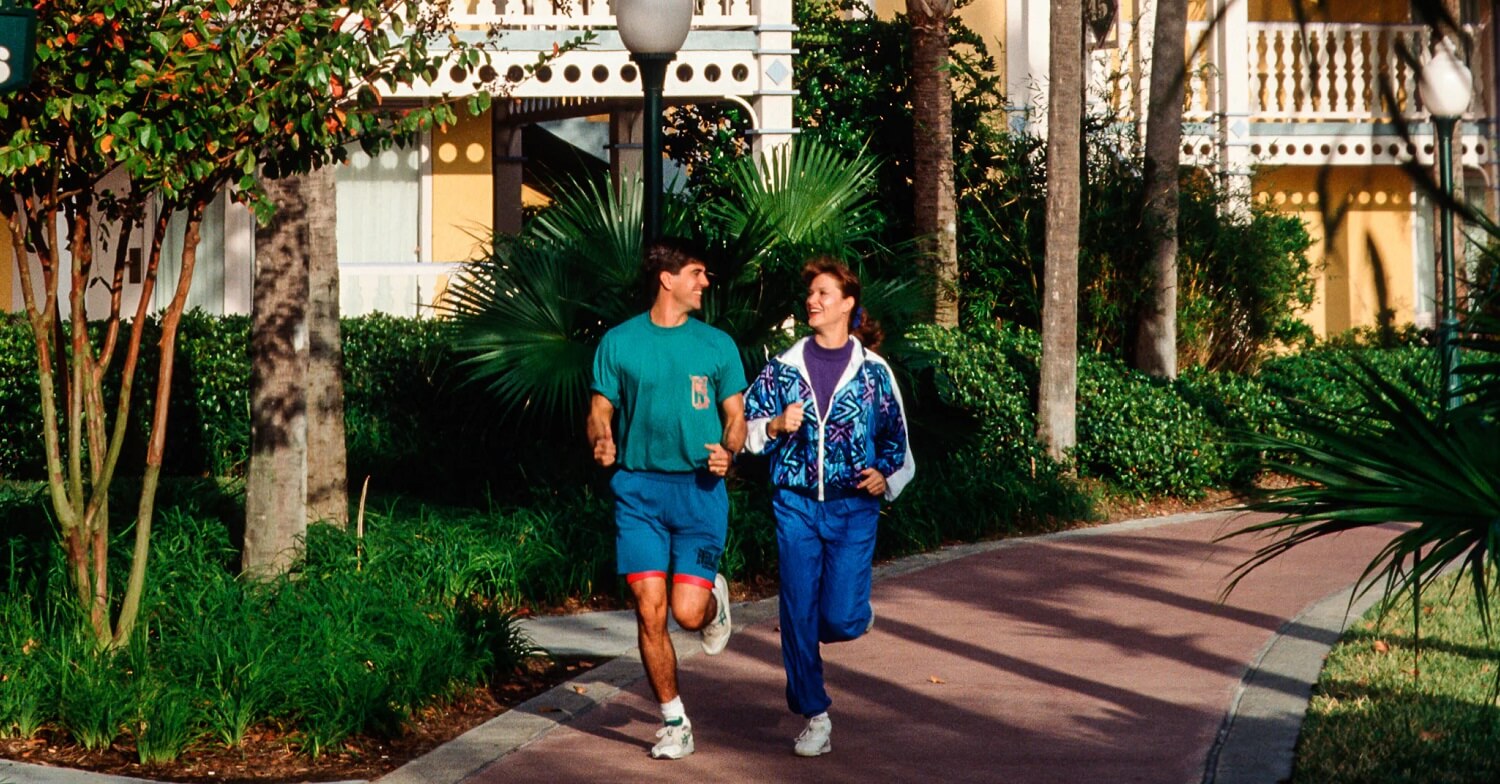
1201, 579, 1381, 784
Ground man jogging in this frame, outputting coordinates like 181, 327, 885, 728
587, 238, 746, 760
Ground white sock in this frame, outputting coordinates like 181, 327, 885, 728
810, 711, 829, 723
661, 696, 686, 725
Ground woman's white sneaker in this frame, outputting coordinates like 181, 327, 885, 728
701, 574, 733, 655
794, 715, 832, 757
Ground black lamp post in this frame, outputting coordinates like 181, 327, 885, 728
617, 0, 693, 246
1418, 40, 1474, 413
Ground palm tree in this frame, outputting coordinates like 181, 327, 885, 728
1135, 0, 1188, 378
1039, 0, 1085, 459
441, 139, 925, 426
907, 0, 959, 327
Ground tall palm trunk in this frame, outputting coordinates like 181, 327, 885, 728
908, 0, 959, 327
1135, 0, 1188, 378
1039, 0, 1084, 459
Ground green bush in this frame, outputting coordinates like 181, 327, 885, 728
0, 485, 548, 762
1075, 355, 1226, 498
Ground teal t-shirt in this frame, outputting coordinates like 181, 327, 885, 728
591, 313, 746, 473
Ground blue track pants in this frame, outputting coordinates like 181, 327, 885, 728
773, 488, 880, 718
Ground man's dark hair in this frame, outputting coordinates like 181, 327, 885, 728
643, 237, 708, 281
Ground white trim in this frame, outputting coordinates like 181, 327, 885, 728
419, 129, 433, 265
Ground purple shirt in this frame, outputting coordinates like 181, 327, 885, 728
804, 338, 854, 418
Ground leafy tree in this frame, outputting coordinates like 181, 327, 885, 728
0, 0, 491, 642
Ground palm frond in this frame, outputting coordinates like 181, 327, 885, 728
1221, 359, 1500, 634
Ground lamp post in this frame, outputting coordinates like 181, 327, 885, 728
617, 0, 693, 246
1418, 40, 1474, 413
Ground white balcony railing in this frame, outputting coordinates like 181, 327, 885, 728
450, 0, 759, 29
1246, 23, 1433, 121
1116, 21, 1468, 124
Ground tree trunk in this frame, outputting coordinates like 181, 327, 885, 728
304, 165, 348, 527
1135, 0, 1187, 378
1039, 0, 1084, 460
244, 173, 312, 579
908, 0, 960, 327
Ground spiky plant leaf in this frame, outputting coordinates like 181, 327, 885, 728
1222, 359, 1500, 635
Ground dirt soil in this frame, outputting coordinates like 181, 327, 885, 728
1, 490, 1251, 782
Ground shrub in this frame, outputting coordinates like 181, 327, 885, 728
1075, 355, 1226, 498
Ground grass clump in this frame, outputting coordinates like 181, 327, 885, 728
1294, 574, 1500, 784
0, 482, 551, 764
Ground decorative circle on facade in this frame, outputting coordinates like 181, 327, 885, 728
593, 65, 610, 82
622, 64, 639, 82
675, 64, 693, 82
537, 66, 553, 82
705, 64, 721, 82
732, 64, 749, 82
564, 65, 581, 82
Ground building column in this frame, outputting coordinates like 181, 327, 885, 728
752, 0, 797, 155
1006, 0, 1050, 134
610, 108, 644, 188
1215, 0, 1252, 212
491, 101, 525, 237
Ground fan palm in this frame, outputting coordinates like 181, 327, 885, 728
441, 138, 927, 427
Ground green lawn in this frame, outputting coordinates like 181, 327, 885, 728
1294, 574, 1500, 783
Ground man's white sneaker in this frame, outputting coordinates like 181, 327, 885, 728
794, 715, 832, 757
701, 573, 732, 655
651, 719, 694, 759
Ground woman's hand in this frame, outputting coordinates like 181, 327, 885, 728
771, 401, 804, 437
857, 468, 887, 497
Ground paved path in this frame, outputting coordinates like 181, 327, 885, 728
384, 511, 1398, 784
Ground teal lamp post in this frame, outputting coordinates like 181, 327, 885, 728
0, 2, 37, 93
1418, 40, 1474, 413
616, 0, 693, 246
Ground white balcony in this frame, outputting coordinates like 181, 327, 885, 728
1102, 16, 1490, 170
394, 0, 796, 138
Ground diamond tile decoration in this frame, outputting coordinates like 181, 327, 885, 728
765, 60, 789, 86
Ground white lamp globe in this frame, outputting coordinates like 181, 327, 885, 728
1420, 40, 1474, 118
617, 0, 693, 55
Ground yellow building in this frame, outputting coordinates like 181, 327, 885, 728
987, 0, 1493, 335
8, 0, 1491, 338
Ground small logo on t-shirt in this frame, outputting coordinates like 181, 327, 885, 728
691, 375, 710, 410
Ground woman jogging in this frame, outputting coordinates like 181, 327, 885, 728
743, 258, 915, 757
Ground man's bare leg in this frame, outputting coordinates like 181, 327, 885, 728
671, 583, 714, 631
630, 577, 679, 701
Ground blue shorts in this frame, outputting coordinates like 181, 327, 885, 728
611, 469, 728, 588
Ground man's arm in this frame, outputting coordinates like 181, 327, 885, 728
588, 393, 616, 467
705, 393, 746, 477
720, 392, 746, 453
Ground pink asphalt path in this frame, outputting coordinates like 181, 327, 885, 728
467, 513, 1398, 783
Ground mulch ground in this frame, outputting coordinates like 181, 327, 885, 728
0, 656, 598, 783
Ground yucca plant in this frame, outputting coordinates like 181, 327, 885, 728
1221, 347, 1500, 652
441, 138, 928, 426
